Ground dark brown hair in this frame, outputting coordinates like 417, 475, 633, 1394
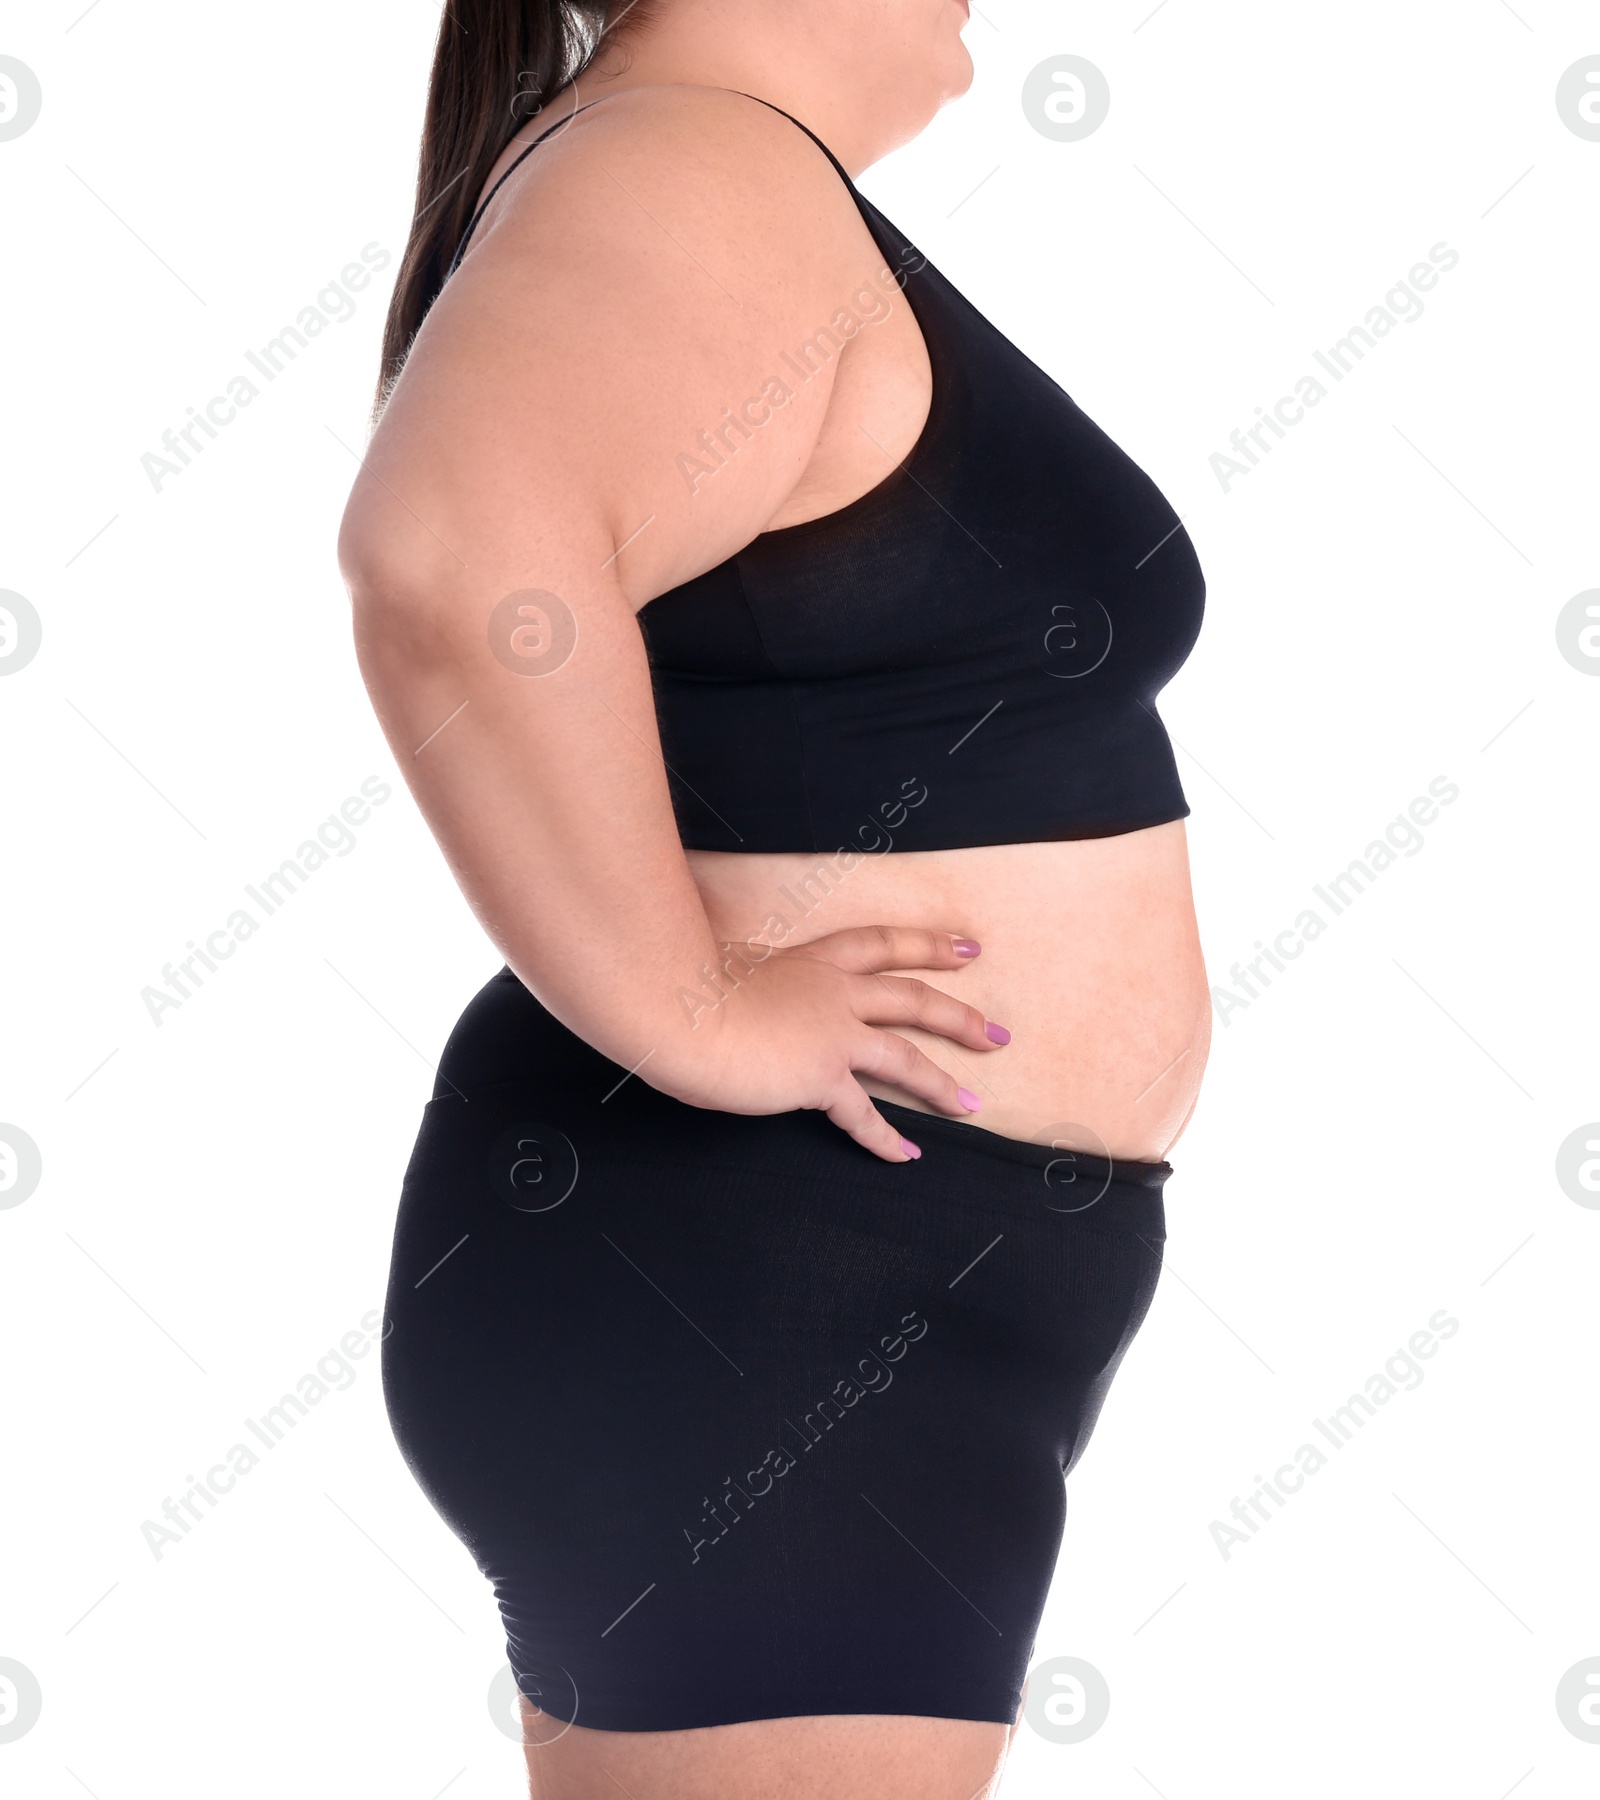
377, 0, 655, 413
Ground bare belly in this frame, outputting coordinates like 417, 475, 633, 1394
686, 820, 1211, 1162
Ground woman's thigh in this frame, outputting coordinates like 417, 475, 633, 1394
519, 1707, 1020, 1800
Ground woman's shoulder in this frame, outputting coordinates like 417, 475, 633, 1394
350, 83, 894, 606
508, 81, 840, 181
457, 81, 865, 284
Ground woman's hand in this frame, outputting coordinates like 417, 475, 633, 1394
652, 927, 1011, 1163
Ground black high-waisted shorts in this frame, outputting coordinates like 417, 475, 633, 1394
381, 966, 1169, 1733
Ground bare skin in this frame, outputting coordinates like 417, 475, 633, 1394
692, 825, 1210, 1156
518, 1702, 1026, 1800
341, 1, 1205, 1790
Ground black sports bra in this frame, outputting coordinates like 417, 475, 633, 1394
450, 90, 1205, 855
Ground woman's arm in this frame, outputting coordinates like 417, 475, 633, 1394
338, 85, 1001, 1160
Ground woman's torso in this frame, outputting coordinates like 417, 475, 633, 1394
688, 826, 1210, 1160
466, 88, 1210, 1161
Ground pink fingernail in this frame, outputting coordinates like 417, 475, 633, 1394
952, 938, 981, 957
985, 1022, 1011, 1045
958, 1088, 981, 1112
899, 1138, 922, 1159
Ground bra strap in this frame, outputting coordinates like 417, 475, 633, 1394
727, 90, 858, 192
446, 87, 857, 282
446, 96, 612, 277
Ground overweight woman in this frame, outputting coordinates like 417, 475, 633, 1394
338, 2, 1209, 1794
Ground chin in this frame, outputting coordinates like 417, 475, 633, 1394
939, 29, 975, 100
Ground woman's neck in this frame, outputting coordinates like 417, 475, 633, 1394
557, 0, 970, 176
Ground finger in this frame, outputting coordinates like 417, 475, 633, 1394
850, 972, 998, 1052
850, 1028, 978, 1119
823, 1079, 923, 1163
805, 925, 981, 976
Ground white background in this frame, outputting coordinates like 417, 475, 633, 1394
2, 0, 1597, 1795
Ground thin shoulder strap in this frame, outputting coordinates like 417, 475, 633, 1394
727, 90, 925, 293
446, 97, 611, 277
728, 90, 857, 191
446, 87, 858, 282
